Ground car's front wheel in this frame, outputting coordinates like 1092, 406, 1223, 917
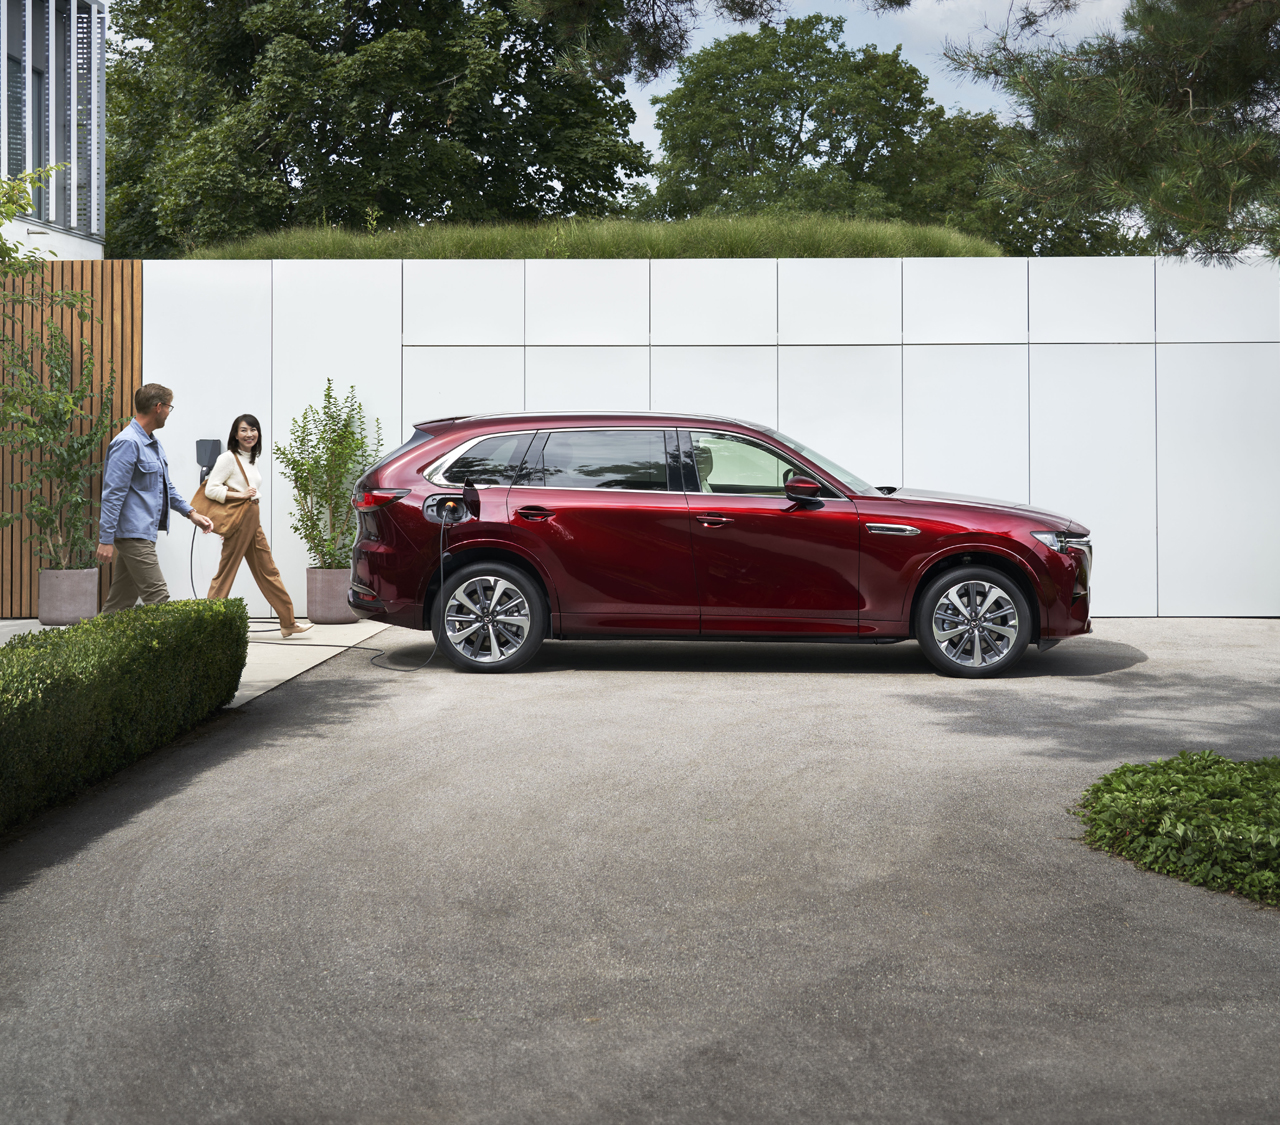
432, 562, 547, 672
915, 566, 1032, 678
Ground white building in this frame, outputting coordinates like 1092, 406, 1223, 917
0, 0, 105, 259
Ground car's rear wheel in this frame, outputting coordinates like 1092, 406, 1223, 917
432, 562, 546, 673
915, 566, 1031, 678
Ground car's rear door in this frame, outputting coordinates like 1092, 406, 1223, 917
680, 429, 865, 636
504, 427, 698, 635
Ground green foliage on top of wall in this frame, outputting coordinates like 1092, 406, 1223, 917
186, 214, 1002, 260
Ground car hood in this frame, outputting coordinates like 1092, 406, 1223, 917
889, 488, 1087, 534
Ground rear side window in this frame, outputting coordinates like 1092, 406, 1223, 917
441, 433, 533, 486
519, 429, 670, 491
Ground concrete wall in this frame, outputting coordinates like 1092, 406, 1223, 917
144, 257, 1280, 620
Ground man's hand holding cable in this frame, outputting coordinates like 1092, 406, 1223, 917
189, 510, 214, 533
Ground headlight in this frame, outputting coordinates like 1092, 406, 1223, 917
1031, 530, 1091, 554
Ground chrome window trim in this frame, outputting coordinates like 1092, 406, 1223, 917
509, 426, 674, 493
686, 428, 844, 500
422, 430, 537, 487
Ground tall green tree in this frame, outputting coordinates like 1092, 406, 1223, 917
646, 16, 939, 220
642, 15, 1138, 253
944, 0, 1280, 257
107, 0, 650, 257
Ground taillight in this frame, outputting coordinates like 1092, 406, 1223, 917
352, 489, 409, 511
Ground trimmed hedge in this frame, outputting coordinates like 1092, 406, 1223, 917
0, 599, 249, 832
1077, 750, 1280, 906
186, 214, 1003, 261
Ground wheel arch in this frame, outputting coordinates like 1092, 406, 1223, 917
907, 550, 1042, 642
423, 545, 556, 635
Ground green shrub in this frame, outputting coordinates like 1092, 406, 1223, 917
1077, 750, 1280, 906
186, 214, 1002, 261
0, 599, 249, 832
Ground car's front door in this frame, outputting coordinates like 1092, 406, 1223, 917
504, 428, 698, 635
681, 429, 865, 636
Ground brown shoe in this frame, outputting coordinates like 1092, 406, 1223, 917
281, 622, 313, 638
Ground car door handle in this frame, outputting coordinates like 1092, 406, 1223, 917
515, 505, 554, 521
695, 513, 734, 527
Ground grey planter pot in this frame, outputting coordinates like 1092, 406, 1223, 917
38, 568, 99, 626
306, 567, 357, 625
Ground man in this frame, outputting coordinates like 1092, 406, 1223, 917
96, 383, 214, 611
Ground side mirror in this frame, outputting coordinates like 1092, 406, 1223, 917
783, 476, 821, 502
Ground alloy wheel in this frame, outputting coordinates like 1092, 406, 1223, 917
443, 575, 532, 664
930, 579, 1021, 670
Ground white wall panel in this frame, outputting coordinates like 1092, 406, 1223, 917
778, 346, 901, 489
1156, 343, 1280, 616
1030, 345, 1157, 616
651, 259, 776, 345
526, 347, 649, 412
403, 260, 523, 346
272, 260, 402, 618
1029, 258, 1154, 343
1156, 259, 1280, 343
143, 261, 274, 617
903, 345, 1029, 503
402, 347, 524, 426
903, 259, 1027, 344
778, 259, 900, 345
525, 260, 648, 346
651, 346, 777, 426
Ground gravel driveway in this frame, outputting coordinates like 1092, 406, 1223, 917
2, 620, 1278, 1124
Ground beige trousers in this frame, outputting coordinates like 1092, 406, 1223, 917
207, 502, 297, 629
103, 538, 170, 613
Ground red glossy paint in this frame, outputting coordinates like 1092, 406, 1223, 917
347, 412, 1093, 668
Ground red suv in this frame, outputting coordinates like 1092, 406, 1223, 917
348, 413, 1092, 677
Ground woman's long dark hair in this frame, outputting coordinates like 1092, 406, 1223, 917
228, 414, 263, 464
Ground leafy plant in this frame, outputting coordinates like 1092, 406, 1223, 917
274, 379, 382, 570
1077, 750, 1280, 907
0, 598, 248, 832
0, 166, 111, 571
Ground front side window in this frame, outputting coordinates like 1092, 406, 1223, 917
441, 433, 533, 486
519, 429, 670, 491
687, 431, 823, 497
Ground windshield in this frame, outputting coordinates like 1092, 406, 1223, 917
764, 429, 878, 496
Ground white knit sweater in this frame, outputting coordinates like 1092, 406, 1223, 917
204, 449, 262, 504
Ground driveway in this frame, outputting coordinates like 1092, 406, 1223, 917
1, 620, 1278, 1124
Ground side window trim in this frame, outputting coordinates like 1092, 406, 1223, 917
512, 427, 673, 493
685, 429, 840, 499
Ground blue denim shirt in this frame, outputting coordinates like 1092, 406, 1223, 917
99, 420, 193, 543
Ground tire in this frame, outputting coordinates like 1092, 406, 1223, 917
431, 562, 547, 673
914, 566, 1032, 678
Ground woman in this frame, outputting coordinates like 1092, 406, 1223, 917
205, 414, 311, 638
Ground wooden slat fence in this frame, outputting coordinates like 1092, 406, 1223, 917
1, 260, 144, 619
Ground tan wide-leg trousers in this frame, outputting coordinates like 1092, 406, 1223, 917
103, 537, 170, 612
207, 502, 298, 629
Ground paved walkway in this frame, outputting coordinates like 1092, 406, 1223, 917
0, 616, 389, 707
1, 619, 1277, 1124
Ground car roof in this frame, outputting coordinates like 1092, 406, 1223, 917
413, 411, 769, 432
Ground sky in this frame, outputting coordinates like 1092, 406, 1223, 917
622, 0, 1130, 160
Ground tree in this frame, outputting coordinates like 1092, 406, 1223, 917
0, 169, 116, 571
646, 16, 939, 220
642, 15, 1140, 253
106, 0, 651, 257
944, 0, 1280, 258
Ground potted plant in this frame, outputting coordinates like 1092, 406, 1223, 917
0, 169, 111, 626
274, 379, 382, 624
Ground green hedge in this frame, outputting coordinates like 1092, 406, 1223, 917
1077, 750, 1280, 906
186, 214, 1002, 261
0, 599, 249, 832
